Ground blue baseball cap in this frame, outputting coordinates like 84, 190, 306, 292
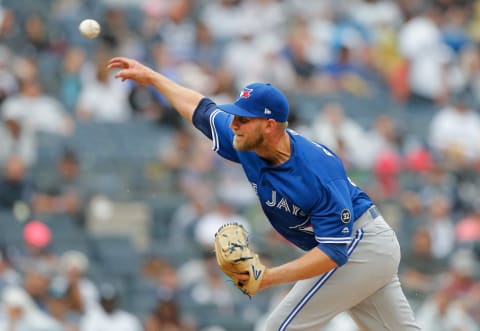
218, 83, 289, 122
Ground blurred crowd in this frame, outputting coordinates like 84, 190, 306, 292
0, 0, 479, 330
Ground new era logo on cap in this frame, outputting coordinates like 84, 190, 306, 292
218, 83, 289, 122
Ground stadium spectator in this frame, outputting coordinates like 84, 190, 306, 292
214, 159, 258, 209
192, 21, 225, 70
400, 227, 447, 306
22, 13, 51, 54
58, 250, 99, 314
0, 247, 21, 293
0, 107, 37, 167
76, 50, 132, 122
349, 0, 403, 34
155, 0, 196, 64
0, 154, 34, 211
372, 148, 402, 199
142, 255, 180, 302
320, 45, 371, 96
439, 249, 480, 323
32, 147, 87, 226
0, 8, 22, 51
22, 261, 55, 312
398, 3, 452, 106
282, 19, 318, 91
181, 251, 237, 316
80, 283, 143, 331
424, 194, 455, 260
410, 162, 456, 206
0, 45, 18, 103
428, 94, 480, 168
461, 43, 480, 107
415, 287, 478, 331
13, 221, 57, 274
220, 25, 271, 91
309, 102, 368, 169
168, 192, 210, 251
193, 198, 250, 250
455, 205, 480, 249
59, 46, 87, 111
1, 76, 74, 136
364, 114, 402, 169
144, 297, 196, 331
46, 276, 81, 331
0, 285, 63, 331
199, 0, 251, 43
364, 114, 403, 200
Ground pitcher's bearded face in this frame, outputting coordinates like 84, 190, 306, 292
230, 116, 265, 151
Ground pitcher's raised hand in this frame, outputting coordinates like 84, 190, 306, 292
107, 56, 204, 122
108, 57, 155, 86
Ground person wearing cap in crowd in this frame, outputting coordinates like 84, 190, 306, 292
415, 249, 480, 330
107, 57, 419, 330
79, 282, 142, 331
0, 285, 63, 331
46, 276, 81, 331
58, 250, 98, 314
21, 261, 55, 313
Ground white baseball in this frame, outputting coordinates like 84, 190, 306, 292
79, 19, 101, 39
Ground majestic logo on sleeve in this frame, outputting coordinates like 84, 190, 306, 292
239, 88, 253, 99
341, 209, 351, 223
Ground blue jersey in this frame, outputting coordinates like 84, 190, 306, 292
193, 98, 372, 253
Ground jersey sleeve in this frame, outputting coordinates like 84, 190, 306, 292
192, 98, 240, 163
317, 243, 348, 266
310, 178, 355, 245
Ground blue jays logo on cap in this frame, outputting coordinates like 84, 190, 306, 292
218, 83, 289, 122
240, 88, 253, 99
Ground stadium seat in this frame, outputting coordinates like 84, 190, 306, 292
127, 277, 159, 318
89, 234, 140, 277
0, 210, 24, 247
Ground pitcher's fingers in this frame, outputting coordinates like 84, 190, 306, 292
107, 57, 129, 69
235, 273, 250, 281
107, 61, 126, 69
108, 57, 129, 65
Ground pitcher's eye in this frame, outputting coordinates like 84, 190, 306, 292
237, 116, 251, 124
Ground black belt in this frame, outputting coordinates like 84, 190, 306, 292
369, 206, 380, 219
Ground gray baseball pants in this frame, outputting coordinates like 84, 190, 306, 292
264, 206, 421, 331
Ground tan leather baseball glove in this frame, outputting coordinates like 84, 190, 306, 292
214, 223, 265, 297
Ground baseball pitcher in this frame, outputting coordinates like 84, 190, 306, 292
108, 57, 420, 331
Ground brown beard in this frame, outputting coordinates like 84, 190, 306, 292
233, 132, 264, 151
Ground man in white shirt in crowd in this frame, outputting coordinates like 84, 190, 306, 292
80, 283, 142, 331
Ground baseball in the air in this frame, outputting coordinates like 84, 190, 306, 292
79, 19, 101, 39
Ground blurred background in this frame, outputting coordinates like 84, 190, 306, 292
0, 0, 479, 330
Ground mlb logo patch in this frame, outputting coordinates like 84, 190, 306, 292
240, 87, 253, 98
